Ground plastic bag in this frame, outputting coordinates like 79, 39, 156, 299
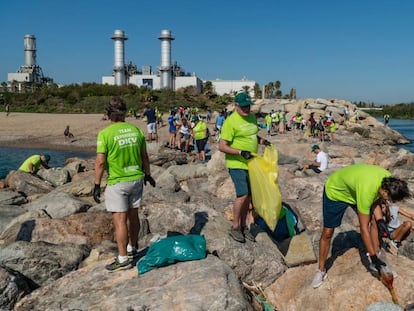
248, 145, 282, 231
137, 234, 207, 275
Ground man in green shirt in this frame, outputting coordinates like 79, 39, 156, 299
94, 96, 156, 272
19, 154, 50, 174
219, 92, 269, 243
312, 164, 410, 288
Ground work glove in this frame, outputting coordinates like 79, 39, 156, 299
370, 254, 386, 273
93, 184, 101, 203
377, 219, 389, 238
144, 174, 156, 187
240, 150, 253, 160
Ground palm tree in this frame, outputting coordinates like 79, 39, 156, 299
275, 80, 281, 98
203, 81, 214, 99
253, 83, 261, 99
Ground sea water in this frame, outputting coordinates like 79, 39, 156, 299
0, 118, 413, 179
0, 147, 94, 179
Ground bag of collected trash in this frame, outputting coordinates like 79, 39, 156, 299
248, 145, 282, 231
137, 234, 207, 275
256, 203, 299, 242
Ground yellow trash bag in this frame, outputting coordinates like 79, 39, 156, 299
248, 145, 282, 231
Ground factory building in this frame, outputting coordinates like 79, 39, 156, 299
102, 29, 203, 94
7, 34, 53, 91
102, 29, 255, 97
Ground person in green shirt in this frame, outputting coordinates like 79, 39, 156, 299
219, 92, 270, 243
312, 164, 410, 288
19, 154, 50, 174
191, 115, 208, 163
94, 96, 156, 272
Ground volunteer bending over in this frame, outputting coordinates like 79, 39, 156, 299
312, 163, 410, 288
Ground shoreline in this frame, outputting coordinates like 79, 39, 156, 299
0, 112, 171, 154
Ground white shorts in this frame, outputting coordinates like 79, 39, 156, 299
147, 122, 157, 134
104, 180, 144, 212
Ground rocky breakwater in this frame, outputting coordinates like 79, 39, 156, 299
0, 99, 413, 310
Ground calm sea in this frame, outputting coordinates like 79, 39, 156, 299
0, 118, 413, 179
0, 147, 94, 179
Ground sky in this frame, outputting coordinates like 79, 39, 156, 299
1, 0, 414, 105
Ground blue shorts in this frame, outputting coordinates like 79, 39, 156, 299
229, 168, 251, 197
322, 187, 357, 228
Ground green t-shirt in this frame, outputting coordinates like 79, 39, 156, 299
325, 164, 392, 215
19, 155, 41, 173
265, 115, 272, 126
96, 122, 147, 185
220, 111, 258, 170
193, 121, 207, 140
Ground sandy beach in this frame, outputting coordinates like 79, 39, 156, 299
0, 112, 172, 153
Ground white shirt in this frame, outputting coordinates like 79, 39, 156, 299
316, 151, 328, 171
388, 205, 400, 230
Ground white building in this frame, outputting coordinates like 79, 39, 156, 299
102, 74, 203, 93
208, 79, 256, 97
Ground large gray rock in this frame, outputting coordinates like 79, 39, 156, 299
37, 167, 70, 186
5, 170, 54, 197
0, 265, 34, 311
25, 191, 90, 218
14, 255, 252, 311
0, 241, 90, 287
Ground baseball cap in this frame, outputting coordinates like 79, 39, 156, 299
43, 154, 51, 163
311, 145, 320, 152
235, 92, 253, 107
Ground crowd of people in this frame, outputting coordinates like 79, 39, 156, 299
15, 93, 413, 294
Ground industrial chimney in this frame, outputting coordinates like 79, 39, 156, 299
158, 29, 174, 89
111, 30, 128, 86
24, 34, 37, 67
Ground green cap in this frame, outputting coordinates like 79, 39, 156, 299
235, 92, 253, 107
43, 154, 51, 163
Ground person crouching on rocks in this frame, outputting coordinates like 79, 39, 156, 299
311, 164, 410, 289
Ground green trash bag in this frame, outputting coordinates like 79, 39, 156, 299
137, 234, 207, 275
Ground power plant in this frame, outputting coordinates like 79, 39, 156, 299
4, 30, 256, 97
103, 29, 203, 93
7, 34, 53, 90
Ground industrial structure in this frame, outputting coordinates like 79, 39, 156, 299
102, 29, 255, 97
102, 29, 203, 93
7, 34, 53, 91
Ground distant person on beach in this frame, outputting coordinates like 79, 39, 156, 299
64, 125, 74, 143
311, 164, 410, 289
94, 96, 155, 273
5, 103, 10, 116
143, 104, 158, 143
383, 114, 390, 127
219, 92, 270, 243
18, 154, 51, 174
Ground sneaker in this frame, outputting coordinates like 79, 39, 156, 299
105, 258, 132, 272
243, 227, 256, 242
127, 249, 138, 259
368, 263, 378, 273
311, 269, 327, 288
391, 240, 402, 249
229, 227, 245, 243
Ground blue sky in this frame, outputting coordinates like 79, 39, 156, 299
1, 0, 413, 105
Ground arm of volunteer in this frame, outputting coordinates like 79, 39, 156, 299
399, 207, 414, 221
218, 139, 242, 155
358, 212, 376, 256
141, 146, 151, 177
94, 153, 106, 185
